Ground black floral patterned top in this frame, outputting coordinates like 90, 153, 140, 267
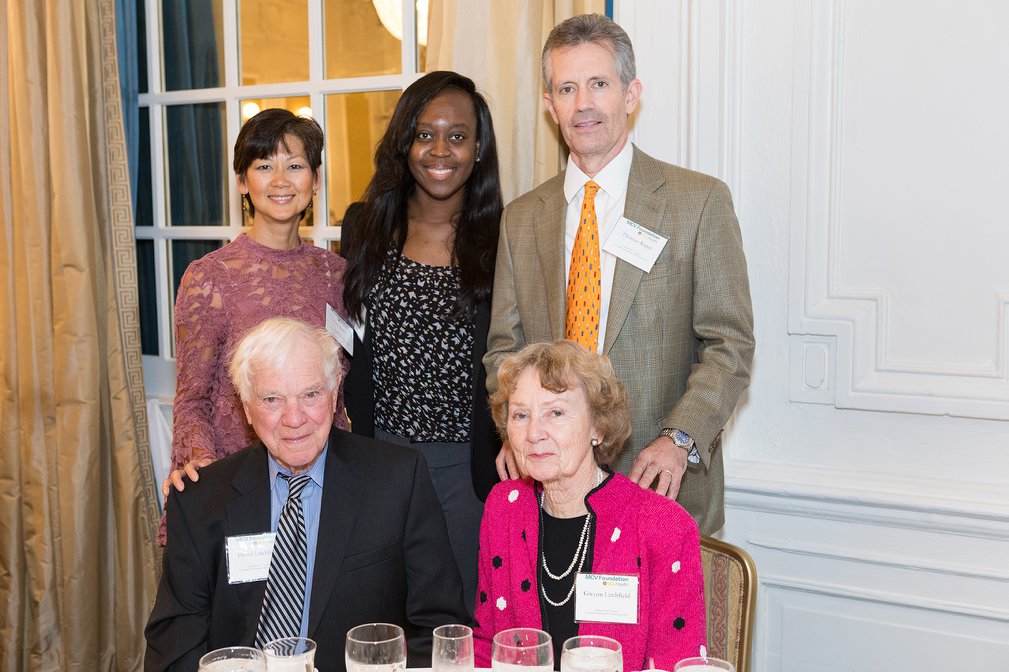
370, 252, 475, 442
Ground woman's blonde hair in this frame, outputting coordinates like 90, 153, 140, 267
489, 340, 631, 465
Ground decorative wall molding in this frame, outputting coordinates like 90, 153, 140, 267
747, 536, 1009, 584
725, 462, 1009, 540
619, 0, 742, 192
786, 0, 1009, 420
761, 574, 1009, 623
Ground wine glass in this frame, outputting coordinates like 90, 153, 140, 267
198, 646, 266, 671
433, 624, 475, 672
491, 627, 553, 672
262, 637, 316, 671
345, 623, 408, 672
560, 636, 622, 672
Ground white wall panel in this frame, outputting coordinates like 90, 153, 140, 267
787, 0, 1009, 420
622, 0, 1009, 669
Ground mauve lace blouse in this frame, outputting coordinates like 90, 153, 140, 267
171, 233, 350, 471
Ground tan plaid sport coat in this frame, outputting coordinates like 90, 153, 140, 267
484, 145, 754, 535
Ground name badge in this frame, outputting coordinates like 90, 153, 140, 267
326, 303, 356, 356
602, 218, 667, 273
574, 573, 639, 624
226, 532, 276, 584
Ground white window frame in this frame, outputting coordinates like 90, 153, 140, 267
137, 0, 423, 397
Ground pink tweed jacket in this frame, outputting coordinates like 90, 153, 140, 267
473, 473, 706, 670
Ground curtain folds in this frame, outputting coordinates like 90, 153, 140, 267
0, 0, 160, 669
427, 0, 606, 202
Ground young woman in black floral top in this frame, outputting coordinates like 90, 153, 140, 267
341, 71, 503, 614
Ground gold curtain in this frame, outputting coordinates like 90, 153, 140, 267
427, 0, 606, 203
0, 0, 160, 669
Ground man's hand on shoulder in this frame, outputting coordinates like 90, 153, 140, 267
628, 435, 688, 499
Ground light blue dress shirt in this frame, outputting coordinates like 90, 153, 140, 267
267, 445, 327, 639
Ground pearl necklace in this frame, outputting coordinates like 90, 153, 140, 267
539, 468, 604, 607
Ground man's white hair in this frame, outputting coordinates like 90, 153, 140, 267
229, 317, 343, 403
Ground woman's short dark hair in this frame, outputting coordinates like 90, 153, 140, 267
342, 71, 503, 321
489, 340, 632, 466
233, 108, 324, 218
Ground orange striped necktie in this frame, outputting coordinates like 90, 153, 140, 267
565, 181, 602, 352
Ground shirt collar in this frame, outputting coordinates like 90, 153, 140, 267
563, 141, 634, 203
267, 442, 328, 491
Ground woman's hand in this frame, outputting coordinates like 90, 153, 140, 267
495, 440, 522, 480
161, 454, 216, 498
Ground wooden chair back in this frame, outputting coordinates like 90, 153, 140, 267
700, 535, 757, 672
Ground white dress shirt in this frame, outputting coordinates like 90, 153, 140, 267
562, 142, 634, 354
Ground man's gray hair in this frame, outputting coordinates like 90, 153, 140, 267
229, 317, 344, 403
541, 13, 636, 92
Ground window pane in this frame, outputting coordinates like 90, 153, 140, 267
136, 107, 154, 227
238, 97, 316, 226
162, 0, 224, 91
137, 0, 148, 93
324, 0, 402, 78
416, 0, 429, 71
239, 0, 309, 85
325, 90, 400, 222
165, 103, 228, 226
137, 240, 159, 356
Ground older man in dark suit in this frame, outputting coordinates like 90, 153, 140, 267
485, 14, 754, 535
145, 317, 469, 671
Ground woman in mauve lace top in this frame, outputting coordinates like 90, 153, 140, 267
160, 109, 349, 543
341, 72, 503, 612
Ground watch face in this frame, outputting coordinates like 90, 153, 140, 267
673, 429, 692, 447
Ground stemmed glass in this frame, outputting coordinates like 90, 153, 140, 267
346, 623, 408, 672
560, 636, 622, 672
491, 628, 553, 672
198, 646, 266, 671
432, 624, 475, 672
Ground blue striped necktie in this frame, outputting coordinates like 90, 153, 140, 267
256, 473, 312, 646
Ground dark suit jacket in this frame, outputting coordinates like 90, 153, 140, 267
484, 146, 755, 535
339, 202, 500, 500
145, 428, 469, 672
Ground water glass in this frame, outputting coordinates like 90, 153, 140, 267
673, 656, 735, 672
433, 624, 475, 672
263, 636, 316, 671
346, 622, 408, 672
198, 646, 266, 671
560, 636, 622, 672
491, 627, 553, 672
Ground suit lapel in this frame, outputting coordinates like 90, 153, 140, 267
307, 429, 365, 636
604, 148, 668, 354
533, 181, 569, 339
224, 445, 272, 641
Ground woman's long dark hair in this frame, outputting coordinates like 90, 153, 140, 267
342, 71, 503, 321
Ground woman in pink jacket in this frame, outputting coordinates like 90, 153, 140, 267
474, 340, 706, 670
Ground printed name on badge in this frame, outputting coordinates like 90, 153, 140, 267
574, 572, 639, 624
602, 218, 668, 273
226, 532, 276, 584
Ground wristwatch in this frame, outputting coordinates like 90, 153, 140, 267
659, 428, 701, 465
